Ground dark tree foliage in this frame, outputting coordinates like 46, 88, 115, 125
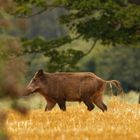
93, 46, 140, 92
10, 0, 140, 72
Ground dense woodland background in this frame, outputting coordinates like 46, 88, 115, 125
1, 0, 140, 93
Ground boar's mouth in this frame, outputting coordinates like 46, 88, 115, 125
30, 89, 38, 94
24, 88, 38, 96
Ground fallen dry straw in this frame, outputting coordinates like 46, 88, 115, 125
4, 97, 140, 140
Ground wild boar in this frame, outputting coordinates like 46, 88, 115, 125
26, 69, 123, 112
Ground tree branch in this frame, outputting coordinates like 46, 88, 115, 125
15, 7, 48, 18
13, 0, 140, 18
22, 7, 48, 18
17, 5, 69, 18
84, 40, 97, 56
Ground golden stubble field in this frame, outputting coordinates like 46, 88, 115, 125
4, 97, 140, 140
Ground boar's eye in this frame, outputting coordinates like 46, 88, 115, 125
33, 78, 37, 82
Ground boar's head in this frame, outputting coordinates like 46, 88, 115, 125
26, 69, 45, 95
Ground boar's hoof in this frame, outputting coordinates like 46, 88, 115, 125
57, 100, 66, 111
83, 100, 95, 111
87, 105, 95, 111
102, 103, 107, 112
61, 107, 66, 111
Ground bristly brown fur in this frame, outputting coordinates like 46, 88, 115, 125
26, 70, 123, 112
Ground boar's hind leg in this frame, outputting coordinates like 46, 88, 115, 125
94, 100, 107, 112
57, 100, 66, 111
83, 98, 95, 111
45, 100, 56, 111
102, 102, 107, 111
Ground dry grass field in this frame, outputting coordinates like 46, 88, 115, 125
3, 95, 140, 140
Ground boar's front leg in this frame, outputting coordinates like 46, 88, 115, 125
57, 99, 66, 111
45, 100, 56, 111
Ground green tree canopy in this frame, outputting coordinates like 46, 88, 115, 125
84, 46, 140, 91
12, 0, 140, 45
7, 0, 140, 72
1, 0, 140, 90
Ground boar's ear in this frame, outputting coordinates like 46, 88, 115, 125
37, 69, 44, 76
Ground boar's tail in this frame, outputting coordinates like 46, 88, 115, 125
106, 80, 124, 96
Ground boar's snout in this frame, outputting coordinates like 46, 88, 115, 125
23, 84, 35, 96
26, 85, 34, 94
25, 80, 40, 96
